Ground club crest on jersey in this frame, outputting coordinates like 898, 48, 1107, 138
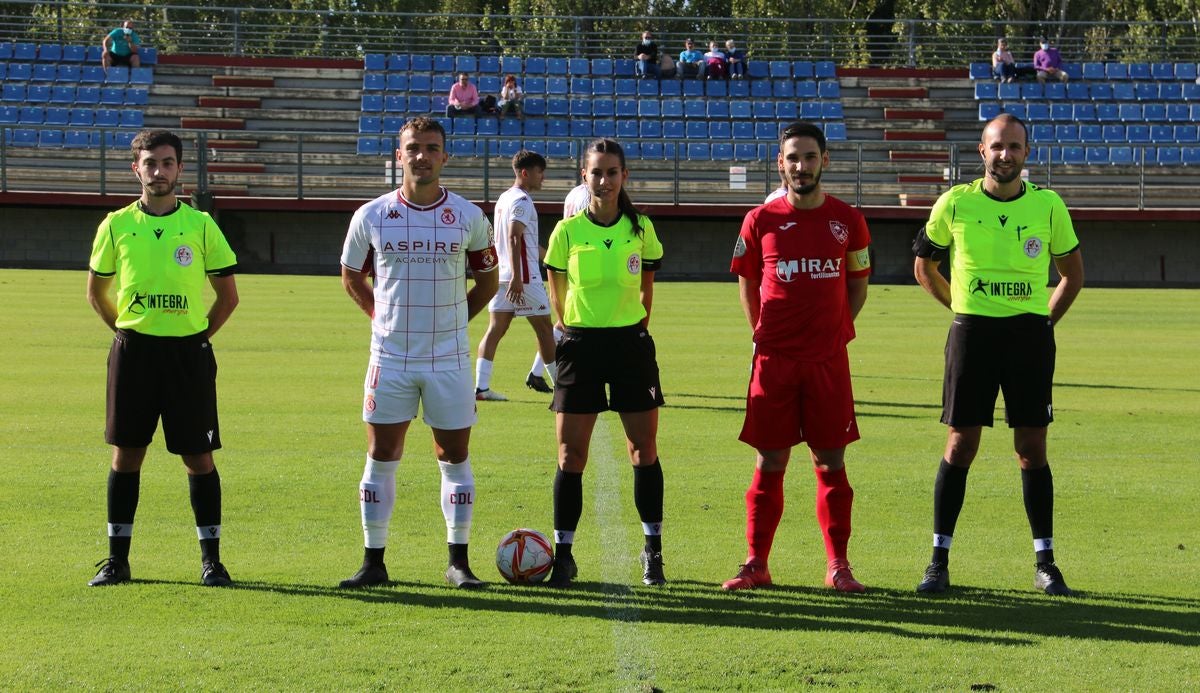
733, 236, 747, 258
829, 221, 849, 244
364, 393, 376, 413
627, 254, 641, 274
174, 245, 193, 266
1023, 237, 1043, 258
441, 208, 457, 225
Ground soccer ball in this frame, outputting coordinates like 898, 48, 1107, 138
496, 528, 554, 584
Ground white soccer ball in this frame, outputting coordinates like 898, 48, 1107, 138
496, 528, 554, 584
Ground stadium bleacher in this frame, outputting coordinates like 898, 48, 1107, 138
356, 52, 846, 160
0, 42, 154, 149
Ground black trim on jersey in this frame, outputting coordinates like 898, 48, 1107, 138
137, 200, 183, 217
90, 268, 116, 278
544, 263, 566, 273
1051, 242, 1081, 258
643, 258, 662, 271
584, 210, 624, 228
982, 181, 1027, 203
913, 225, 948, 260
207, 264, 238, 277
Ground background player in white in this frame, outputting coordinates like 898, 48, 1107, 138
475, 150, 558, 399
563, 180, 591, 218
339, 117, 499, 590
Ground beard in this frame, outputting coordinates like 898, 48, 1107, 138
986, 162, 1022, 184
789, 170, 822, 195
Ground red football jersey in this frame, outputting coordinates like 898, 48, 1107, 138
730, 194, 871, 361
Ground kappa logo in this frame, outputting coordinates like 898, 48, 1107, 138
829, 220, 849, 244
386, 209, 402, 220
441, 208, 457, 225
153, 228, 164, 240
778, 222, 797, 231
998, 214, 1009, 227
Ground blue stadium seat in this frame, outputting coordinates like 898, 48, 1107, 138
794, 80, 818, 99
523, 77, 546, 95
978, 103, 1001, 120
406, 95, 430, 113
1054, 125, 1079, 142
1082, 62, 1105, 80
615, 98, 637, 118
750, 80, 771, 98
1128, 63, 1151, 80
638, 80, 659, 97
38, 44, 63, 62
1191, 104, 1200, 122
730, 101, 751, 119
1101, 124, 1125, 142
18, 106, 44, 124
591, 59, 613, 75
752, 101, 773, 119
1111, 82, 1135, 100
1079, 124, 1102, 142
39, 129, 64, 148
685, 121, 707, 139
105, 67, 129, 84
384, 95, 407, 113
641, 141, 664, 159
406, 74, 430, 93
119, 109, 143, 128
363, 53, 386, 71
1027, 146, 1049, 165
570, 119, 592, 137
1175, 63, 1198, 81
772, 80, 795, 99
0, 42, 12, 60
450, 138, 475, 157
100, 87, 124, 105
746, 62, 768, 80
1183, 83, 1200, 100
361, 94, 382, 113
1185, 147, 1200, 165
522, 118, 545, 136
525, 57, 547, 74
706, 80, 727, 97
56, 64, 81, 83
33, 64, 57, 82
801, 101, 823, 120
817, 81, 840, 98
10, 128, 37, 147
1021, 83, 1043, 100
407, 54, 430, 72
1106, 63, 1130, 80
974, 82, 997, 100
44, 107, 69, 125
1086, 146, 1109, 164
1065, 82, 1088, 101
814, 61, 836, 79
1090, 83, 1113, 100
659, 80, 681, 97
363, 73, 386, 91
1049, 103, 1072, 121
1118, 104, 1142, 121
546, 98, 569, 116
433, 75, 455, 92
776, 101, 798, 120
682, 79, 704, 97
1159, 83, 1183, 101
498, 140, 521, 158
712, 143, 734, 161
1133, 82, 1157, 101
734, 143, 758, 160
591, 78, 613, 95
478, 56, 499, 74
71, 86, 100, 104
824, 122, 847, 141
358, 115, 381, 133
137, 47, 157, 65
26, 85, 50, 103
968, 62, 992, 80
498, 117, 521, 136
661, 120, 684, 139
547, 77, 569, 95
768, 60, 790, 78
661, 99, 683, 118
13, 43, 36, 61
546, 58, 568, 75
592, 98, 614, 117
64, 130, 94, 149
570, 77, 591, 95
614, 78, 636, 96
638, 99, 660, 118
754, 121, 776, 139
1031, 124, 1054, 142
732, 121, 754, 140
793, 61, 815, 79
683, 101, 705, 119
1142, 103, 1165, 122
570, 98, 591, 116
386, 73, 408, 92
63, 45, 86, 62
1096, 103, 1120, 121
500, 56, 521, 74
591, 119, 614, 138
709, 121, 731, 139
1026, 103, 1050, 121
522, 139, 545, 155
613, 59, 636, 77
1155, 146, 1181, 166
1150, 124, 1173, 142
545, 118, 568, 137
80, 66, 105, 84
729, 79, 749, 98
50, 86, 75, 104
1043, 83, 1066, 100
568, 58, 589, 76
616, 119, 637, 139
381, 116, 404, 132
431, 55, 453, 72
1126, 125, 1150, 143
686, 142, 710, 160
1151, 62, 1173, 80
108, 130, 137, 148
0, 105, 16, 124
455, 55, 476, 73
1072, 103, 1096, 121
998, 82, 1020, 101
1061, 145, 1085, 164
1166, 104, 1190, 122
84, 45, 103, 62
639, 120, 662, 138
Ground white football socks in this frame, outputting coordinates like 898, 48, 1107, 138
532, 326, 564, 379
475, 358, 494, 391
440, 458, 475, 544
360, 456, 398, 549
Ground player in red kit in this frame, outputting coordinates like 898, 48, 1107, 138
723, 121, 872, 593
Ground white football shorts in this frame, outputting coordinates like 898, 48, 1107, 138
488, 280, 551, 317
362, 362, 477, 430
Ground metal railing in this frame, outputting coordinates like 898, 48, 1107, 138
2, 127, 1196, 210
5, 1, 1200, 67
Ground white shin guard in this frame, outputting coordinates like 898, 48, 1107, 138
360, 456, 399, 549
439, 458, 475, 545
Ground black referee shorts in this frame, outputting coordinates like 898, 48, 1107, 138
551, 325, 665, 414
942, 313, 1056, 429
106, 329, 222, 455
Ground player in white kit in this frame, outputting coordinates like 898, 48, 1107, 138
475, 150, 560, 399
338, 117, 499, 590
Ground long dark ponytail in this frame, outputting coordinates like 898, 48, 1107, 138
586, 138, 643, 237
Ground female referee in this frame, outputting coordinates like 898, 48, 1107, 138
543, 138, 667, 587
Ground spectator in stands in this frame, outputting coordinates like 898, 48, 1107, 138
447, 72, 480, 117
704, 40, 728, 80
636, 31, 660, 80
1033, 39, 1069, 83
658, 51, 677, 79
724, 40, 747, 79
102, 19, 141, 70
678, 39, 705, 79
498, 74, 523, 119
992, 38, 1017, 82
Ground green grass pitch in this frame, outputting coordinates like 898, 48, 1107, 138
0, 269, 1196, 690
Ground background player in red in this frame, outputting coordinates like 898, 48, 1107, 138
724, 121, 872, 593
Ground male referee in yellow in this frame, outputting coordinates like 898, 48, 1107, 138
86, 130, 240, 587
913, 114, 1083, 596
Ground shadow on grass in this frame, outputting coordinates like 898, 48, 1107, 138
201, 576, 1200, 647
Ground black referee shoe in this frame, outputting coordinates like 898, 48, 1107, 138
525, 373, 553, 393
88, 556, 131, 587
1034, 562, 1073, 596
546, 554, 578, 587
916, 561, 950, 593
445, 562, 487, 590
201, 560, 233, 587
640, 549, 666, 586
339, 562, 389, 588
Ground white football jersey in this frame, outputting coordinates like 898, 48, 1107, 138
764, 185, 788, 204
562, 183, 591, 219
341, 187, 496, 371
493, 185, 542, 285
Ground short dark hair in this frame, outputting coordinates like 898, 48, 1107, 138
983, 113, 1028, 145
512, 149, 546, 172
399, 116, 446, 146
778, 121, 826, 152
130, 129, 183, 163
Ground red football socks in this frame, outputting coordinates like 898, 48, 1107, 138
745, 467, 785, 565
815, 466, 853, 563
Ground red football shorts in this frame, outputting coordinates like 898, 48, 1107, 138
739, 346, 860, 451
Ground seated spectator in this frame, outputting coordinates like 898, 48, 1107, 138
724, 40, 747, 79
1034, 39, 1069, 83
678, 39, 705, 79
498, 74, 523, 118
704, 40, 728, 80
992, 38, 1017, 82
446, 72, 480, 117
102, 19, 141, 69
659, 51, 677, 79
636, 31, 659, 79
